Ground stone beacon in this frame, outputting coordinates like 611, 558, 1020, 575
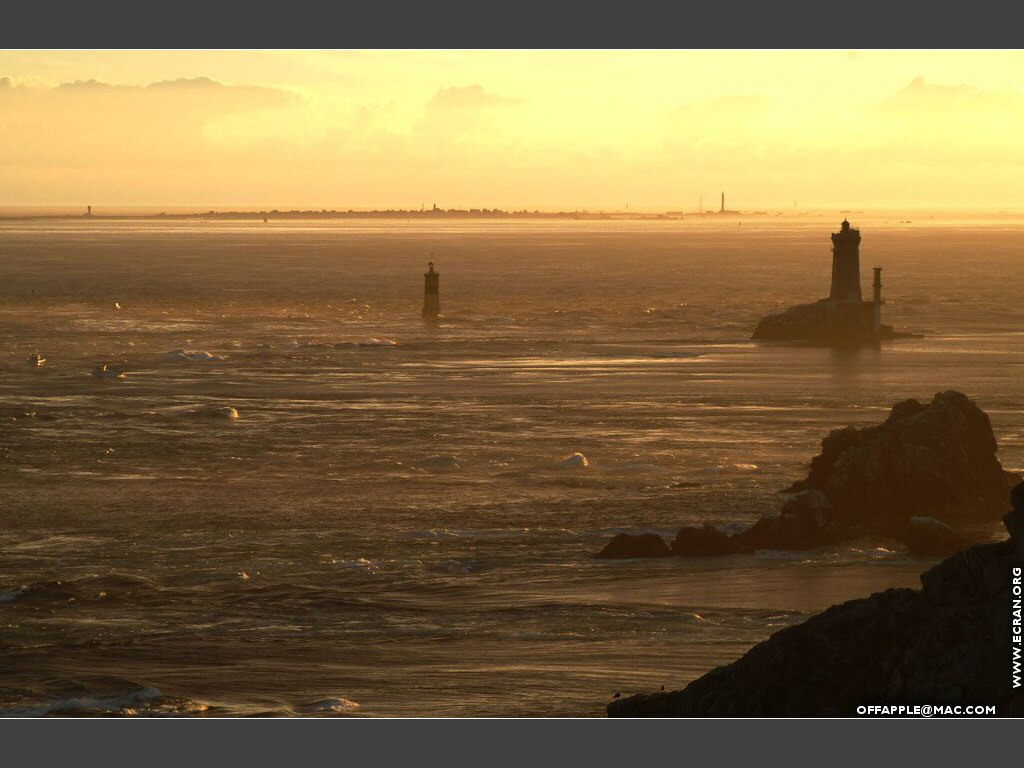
752, 219, 904, 347
422, 259, 440, 319
872, 266, 883, 334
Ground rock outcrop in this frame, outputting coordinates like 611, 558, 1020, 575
753, 299, 895, 347
607, 482, 1024, 717
671, 525, 752, 556
595, 391, 1013, 560
732, 490, 850, 552
903, 517, 970, 558
788, 390, 1014, 531
596, 533, 672, 559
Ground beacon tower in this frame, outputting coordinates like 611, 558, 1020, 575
872, 267, 883, 334
422, 260, 440, 319
829, 219, 862, 303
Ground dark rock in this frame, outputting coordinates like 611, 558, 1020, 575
788, 390, 1014, 531
752, 299, 894, 347
607, 482, 1024, 717
671, 525, 752, 556
596, 533, 671, 559
902, 516, 970, 558
732, 490, 849, 551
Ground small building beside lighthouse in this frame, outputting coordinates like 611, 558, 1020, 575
422, 260, 440, 319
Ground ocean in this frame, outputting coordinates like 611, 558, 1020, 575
1, 215, 1023, 716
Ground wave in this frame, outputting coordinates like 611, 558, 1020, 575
335, 338, 399, 348
0, 685, 209, 717
161, 349, 225, 362
295, 697, 360, 715
153, 404, 240, 420
554, 452, 589, 470
0, 573, 157, 606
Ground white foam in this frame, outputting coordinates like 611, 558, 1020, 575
335, 338, 398, 348
298, 697, 360, 714
0, 686, 164, 718
157, 404, 239, 420
161, 349, 225, 362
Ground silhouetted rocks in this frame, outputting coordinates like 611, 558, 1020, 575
733, 490, 851, 551
671, 525, 752, 556
753, 300, 894, 347
902, 517, 969, 558
607, 482, 1024, 717
788, 391, 1014, 531
596, 533, 672, 559
614, 493, 851, 558
595, 391, 1012, 560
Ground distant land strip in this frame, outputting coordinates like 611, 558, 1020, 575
0, 207, 778, 221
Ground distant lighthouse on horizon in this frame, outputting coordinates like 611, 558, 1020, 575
422, 259, 440, 319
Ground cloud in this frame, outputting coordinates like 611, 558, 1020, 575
426, 84, 522, 111
672, 94, 771, 119
879, 76, 1024, 117
0, 75, 302, 170
415, 84, 523, 143
662, 94, 775, 152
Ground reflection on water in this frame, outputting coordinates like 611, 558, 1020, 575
1, 217, 1022, 715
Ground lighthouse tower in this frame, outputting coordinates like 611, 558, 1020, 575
829, 219, 863, 303
422, 260, 440, 319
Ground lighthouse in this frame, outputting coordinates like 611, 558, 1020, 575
422, 260, 440, 319
829, 219, 863, 303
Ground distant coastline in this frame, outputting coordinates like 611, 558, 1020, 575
4, 207, 1023, 222
1, 207, 765, 222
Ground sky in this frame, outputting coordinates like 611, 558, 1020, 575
2, 50, 1023, 211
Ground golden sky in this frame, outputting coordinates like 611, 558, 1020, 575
2, 50, 1023, 210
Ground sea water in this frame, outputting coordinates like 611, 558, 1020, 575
1, 216, 1022, 716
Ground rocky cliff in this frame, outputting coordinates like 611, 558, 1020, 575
607, 482, 1024, 717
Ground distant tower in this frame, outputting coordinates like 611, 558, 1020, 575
422, 259, 440, 319
720, 192, 725, 213
872, 267, 883, 333
829, 219, 863, 303
85, 205, 92, 217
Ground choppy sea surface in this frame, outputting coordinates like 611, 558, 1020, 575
1, 216, 1023, 716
